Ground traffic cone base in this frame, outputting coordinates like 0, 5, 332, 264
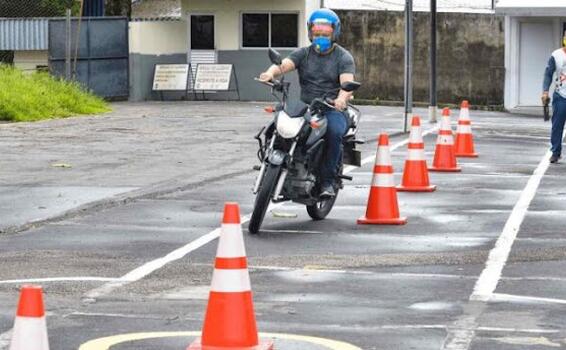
188, 339, 274, 350
357, 216, 407, 225
397, 184, 437, 192
429, 166, 461, 172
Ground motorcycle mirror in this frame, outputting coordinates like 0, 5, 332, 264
340, 81, 362, 92
268, 48, 283, 65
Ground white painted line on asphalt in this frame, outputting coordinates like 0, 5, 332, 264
476, 327, 559, 334
260, 229, 326, 234
84, 127, 438, 299
442, 132, 565, 350
490, 293, 566, 305
84, 227, 224, 299
471, 149, 554, 302
65, 312, 179, 320
0, 277, 121, 284
84, 211, 276, 299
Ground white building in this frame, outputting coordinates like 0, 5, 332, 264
130, 0, 321, 101
496, 0, 566, 112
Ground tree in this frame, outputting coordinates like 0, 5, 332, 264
105, 0, 131, 17
0, 0, 80, 17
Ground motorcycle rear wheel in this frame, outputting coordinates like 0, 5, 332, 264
249, 164, 280, 234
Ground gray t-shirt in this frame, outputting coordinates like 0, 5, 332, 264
288, 44, 356, 104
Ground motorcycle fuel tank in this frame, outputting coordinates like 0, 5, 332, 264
305, 117, 328, 147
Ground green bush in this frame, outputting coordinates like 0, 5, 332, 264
0, 65, 110, 122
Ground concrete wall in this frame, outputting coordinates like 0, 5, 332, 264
14, 51, 48, 72
217, 49, 300, 101
337, 10, 505, 105
129, 20, 188, 101
182, 0, 310, 49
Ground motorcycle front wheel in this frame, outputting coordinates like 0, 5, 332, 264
306, 189, 339, 220
248, 164, 280, 234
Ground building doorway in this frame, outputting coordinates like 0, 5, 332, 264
518, 21, 554, 106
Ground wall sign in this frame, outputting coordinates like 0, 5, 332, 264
194, 64, 233, 91
153, 64, 189, 91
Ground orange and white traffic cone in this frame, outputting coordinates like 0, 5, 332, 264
429, 108, 461, 172
455, 100, 478, 158
188, 203, 274, 350
358, 134, 407, 225
10, 285, 49, 350
397, 116, 437, 192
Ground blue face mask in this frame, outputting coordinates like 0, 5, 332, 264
313, 36, 332, 53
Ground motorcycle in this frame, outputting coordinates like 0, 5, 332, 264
249, 48, 363, 234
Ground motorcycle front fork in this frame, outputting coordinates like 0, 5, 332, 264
252, 137, 276, 194
252, 139, 298, 200
273, 141, 297, 200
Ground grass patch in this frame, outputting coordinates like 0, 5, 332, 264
0, 65, 110, 122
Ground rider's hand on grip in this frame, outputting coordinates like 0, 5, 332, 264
259, 72, 274, 83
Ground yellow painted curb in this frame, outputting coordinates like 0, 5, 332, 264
78, 331, 362, 350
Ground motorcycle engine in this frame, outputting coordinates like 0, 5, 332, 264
286, 163, 316, 197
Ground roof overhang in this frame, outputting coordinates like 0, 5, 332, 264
495, 0, 566, 16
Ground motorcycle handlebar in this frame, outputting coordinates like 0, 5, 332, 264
254, 77, 280, 87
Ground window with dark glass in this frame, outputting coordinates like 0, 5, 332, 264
271, 14, 298, 48
242, 14, 269, 48
242, 13, 298, 48
191, 15, 214, 50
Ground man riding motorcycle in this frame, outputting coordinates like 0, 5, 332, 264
259, 8, 356, 198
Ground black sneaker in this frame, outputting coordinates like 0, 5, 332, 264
320, 185, 335, 199
550, 154, 561, 163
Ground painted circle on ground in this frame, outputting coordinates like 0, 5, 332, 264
78, 331, 362, 350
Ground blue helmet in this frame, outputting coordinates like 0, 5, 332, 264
307, 8, 341, 42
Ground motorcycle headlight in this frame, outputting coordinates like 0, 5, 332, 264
276, 111, 305, 139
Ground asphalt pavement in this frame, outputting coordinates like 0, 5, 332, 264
0, 102, 564, 350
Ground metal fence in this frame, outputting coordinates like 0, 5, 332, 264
0, 0, 80, 63
49, 16, 129, 99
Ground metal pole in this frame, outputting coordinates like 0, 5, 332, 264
429, 0, 438, 123
73, 0, 85, 79
65, 8, 72, 80
403, 0, 413, 133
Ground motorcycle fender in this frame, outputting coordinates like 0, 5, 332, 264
268, 149, 287, 166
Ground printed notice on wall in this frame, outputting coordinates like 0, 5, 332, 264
194, 64, 233, 91
153, 64, 189, 91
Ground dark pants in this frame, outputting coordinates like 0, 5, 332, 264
551, 93, 566, 156
321, 110, 348, 187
